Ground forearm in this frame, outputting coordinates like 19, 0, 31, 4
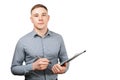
11, 63, 32, 75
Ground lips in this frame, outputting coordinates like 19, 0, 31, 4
38, 22, 44, 24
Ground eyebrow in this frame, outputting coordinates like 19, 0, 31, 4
42, 13, 47, 15
32, 12, 47, 15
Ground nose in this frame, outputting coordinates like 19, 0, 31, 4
38, 15, 43, 21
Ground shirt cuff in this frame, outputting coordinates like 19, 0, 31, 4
24, 63, 33, 74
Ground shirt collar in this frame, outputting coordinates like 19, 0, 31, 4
32, 29, 52, 38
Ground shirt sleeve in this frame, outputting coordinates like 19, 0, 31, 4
11, 40, 32, 75
58, 35, 69, 71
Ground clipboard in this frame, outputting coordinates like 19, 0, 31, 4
60, 50, 86, 66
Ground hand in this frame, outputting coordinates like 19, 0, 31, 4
32, 58, 50, 70
52, 63, 67, 74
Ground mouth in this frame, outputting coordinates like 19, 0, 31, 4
38, 22, 44, 25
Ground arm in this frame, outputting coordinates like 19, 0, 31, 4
52, 36, 69, 74
11, 40, 32, 75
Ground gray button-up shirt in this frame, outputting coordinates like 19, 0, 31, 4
11, 30, 69, 80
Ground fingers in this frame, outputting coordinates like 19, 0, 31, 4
32, 58, 50, 70
52, 64, 67, 74
40, 58, 50, 62
38, 64, 48, 70
38, 58, 50, 65
52, 64, 62, 74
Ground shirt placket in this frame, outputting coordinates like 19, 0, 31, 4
41, 37, 47, 80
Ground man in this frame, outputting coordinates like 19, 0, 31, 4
11, 4, 69, 80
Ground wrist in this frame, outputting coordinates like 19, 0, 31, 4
32, 63, 36, 70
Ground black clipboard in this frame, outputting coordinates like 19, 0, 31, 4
60, 50, 86, 66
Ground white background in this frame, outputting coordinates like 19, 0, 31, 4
0, 0, 120, 80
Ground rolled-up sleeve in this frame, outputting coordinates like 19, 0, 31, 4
11, 40, 32, 75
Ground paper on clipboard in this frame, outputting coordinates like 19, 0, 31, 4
60, 50, 86, 66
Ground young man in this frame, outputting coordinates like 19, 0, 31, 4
11, 4, 69, 80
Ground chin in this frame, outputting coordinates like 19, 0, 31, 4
38, 27, 44, 30
37, 26, 44, 30
35, 25, 46, 30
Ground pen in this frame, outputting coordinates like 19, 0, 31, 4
36, 56, 51, 64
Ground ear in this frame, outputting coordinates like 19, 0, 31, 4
48, 15, 50, 21
30, 16, 33, 23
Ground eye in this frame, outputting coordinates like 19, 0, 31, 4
42, 14, 46, 16
42, 13, 47, 16
33, 14, 39, 17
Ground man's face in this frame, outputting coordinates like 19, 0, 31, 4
30, 7, 49, 30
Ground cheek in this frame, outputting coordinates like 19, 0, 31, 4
44, 19, 49, 23
31, 18, 34, 23
32, 18, 38, 24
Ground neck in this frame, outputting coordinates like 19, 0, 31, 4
34, 28, 48, 37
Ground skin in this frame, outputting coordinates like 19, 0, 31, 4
30, 7, 49, 37
31, 7, 67, 74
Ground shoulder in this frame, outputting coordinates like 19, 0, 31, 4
49, 31, 64, 43
17, 31, 33, 45
50, 31, 63, 39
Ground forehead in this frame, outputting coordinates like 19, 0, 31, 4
31, 7, 48, 14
